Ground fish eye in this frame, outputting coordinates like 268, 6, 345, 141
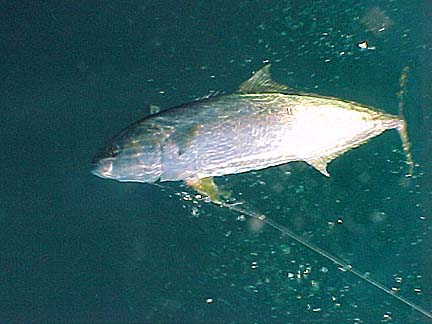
109, 145, 120, 157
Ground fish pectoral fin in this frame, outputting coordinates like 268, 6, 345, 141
186, 177, 231, 203
238, 64, 289, 94
306, 158, 330, 177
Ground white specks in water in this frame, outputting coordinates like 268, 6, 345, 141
310, 280, 320, 291
286, 264, 315, 282
191, 206, 200, 217
306, 304, 322, 313
391, 280, 403, 295
236, 214, 246, 222
251, 261, 258, 270
303, 266, 312, 276
369, 210, 387, 223
295, 185, 304, 194
410, 238, 424, 246
338, 264, 352, 272
180, 192, 193, 201
391, 286, 400, 293
280, 245, 291, 254
360, 6, 394, 36
357, 40, 376, 51
244, 285, 259, 293
383, 312, 393, 322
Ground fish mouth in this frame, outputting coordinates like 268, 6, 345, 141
91, 158, 115, 179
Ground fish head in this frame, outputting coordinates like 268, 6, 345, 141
92, 124, 163, 183
91, 142, 121, 179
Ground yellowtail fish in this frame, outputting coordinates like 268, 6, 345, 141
92, 65, 430, 319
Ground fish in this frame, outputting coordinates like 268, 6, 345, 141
92, 65, 430, 319
92, 65, 413, 190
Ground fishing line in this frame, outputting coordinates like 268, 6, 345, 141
218, 200, 432, 320
152, 182, 432, 320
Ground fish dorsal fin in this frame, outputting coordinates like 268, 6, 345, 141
238, 65, 289, 94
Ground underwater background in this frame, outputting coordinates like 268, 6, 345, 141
1, 1, 431, 323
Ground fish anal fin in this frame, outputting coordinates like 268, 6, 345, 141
238, 64, 289, 94
306, 158, 330, 177
186, 177, 231, 203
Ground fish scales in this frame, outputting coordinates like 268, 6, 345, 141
92, 65, 412, 183
160, 93, 397, 181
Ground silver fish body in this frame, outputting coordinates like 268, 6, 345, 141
92, 65, 411, 183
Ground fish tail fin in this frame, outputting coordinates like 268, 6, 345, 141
396, 66, 414, 177
397, 118, 414, 177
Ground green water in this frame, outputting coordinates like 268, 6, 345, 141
1, 1, 431, 323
